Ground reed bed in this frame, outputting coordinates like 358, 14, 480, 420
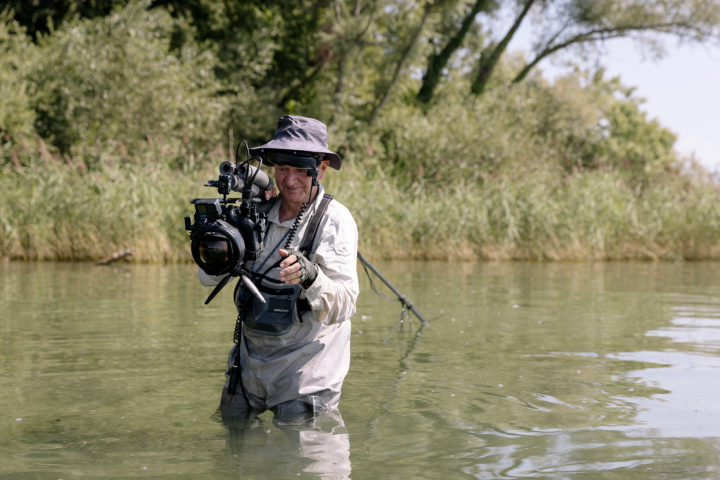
1, 139, 219, 262
336, 161, 720, 262
2, 139, 719, 263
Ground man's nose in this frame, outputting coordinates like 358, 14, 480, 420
286, 171, 305, 182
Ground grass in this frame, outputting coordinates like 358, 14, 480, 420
2, 138, 719, 263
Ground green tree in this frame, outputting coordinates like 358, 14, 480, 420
31, 1, 229, 163
470, 0, 535, 95
156, 1, 332, 103
153, 1, 345, 141
523, 69, 677, 185
368, 1, 434, 123
0, 9, 37, 140
412, 0, 720, 102
486, 0, 720, 92
417, 0, 495, 103
511, 0, 720, 85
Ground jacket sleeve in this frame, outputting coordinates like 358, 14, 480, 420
197, 267, 224, 286
303, 203, 359, 325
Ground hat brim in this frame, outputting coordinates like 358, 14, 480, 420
250, 141, 341, 170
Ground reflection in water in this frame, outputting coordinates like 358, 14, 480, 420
610, 301, 720, 438
649, 305, 720, 351
221, 409, 351, 479
612, 351, 720, 438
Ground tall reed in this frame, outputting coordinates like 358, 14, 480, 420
1, 138, 221, 262
329, 160, 720, 261
2, 139, 719, 262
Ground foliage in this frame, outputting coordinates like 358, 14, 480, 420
0, 1, 718, 262
0, 10, 37, 140
30, 1, 229, 165
524, 70, 678, 186
508, 0, 720, 84
153, 0, 339, 137
0, 139, 215, 262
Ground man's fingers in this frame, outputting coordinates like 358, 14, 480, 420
279, 256, 302, 283
278, 249, 313, 285
283, 263, 300, 274
280, 257, 296, 268
278, 249, 298, 268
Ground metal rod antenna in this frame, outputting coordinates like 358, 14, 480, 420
357, 252, 429, 326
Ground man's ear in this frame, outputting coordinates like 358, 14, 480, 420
317, 160, 330, 181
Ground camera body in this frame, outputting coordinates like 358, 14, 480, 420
185, 159, 273, 277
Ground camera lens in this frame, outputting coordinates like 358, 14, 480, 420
198, 237, 232, 266
191, 220, 246, 276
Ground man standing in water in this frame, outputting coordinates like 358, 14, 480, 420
199, 115, 359, 422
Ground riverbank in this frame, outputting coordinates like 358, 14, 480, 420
2, 3, 719, 263
2, 140, 719, 263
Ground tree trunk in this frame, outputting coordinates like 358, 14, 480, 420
416, 0, 493, 104
470, 0, 536, 96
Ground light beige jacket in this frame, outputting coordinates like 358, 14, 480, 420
198, 185, 359, 408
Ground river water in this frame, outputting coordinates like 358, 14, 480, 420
1, 260, 720, 479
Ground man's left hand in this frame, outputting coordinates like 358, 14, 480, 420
263, 187, 277, 202
279, 248, 318, 288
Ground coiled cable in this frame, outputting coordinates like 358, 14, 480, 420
283, 200, 308, 250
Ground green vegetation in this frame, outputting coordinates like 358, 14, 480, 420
1, 1, 719, 262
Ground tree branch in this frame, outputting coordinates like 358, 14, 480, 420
512, 20, 702, 83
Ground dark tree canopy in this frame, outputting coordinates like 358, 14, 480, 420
9, 0, 720, 109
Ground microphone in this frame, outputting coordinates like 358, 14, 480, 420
219, 161, 274, 194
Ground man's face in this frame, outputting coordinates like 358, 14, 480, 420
274, 161, 329, 205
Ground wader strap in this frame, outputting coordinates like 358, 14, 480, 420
297, 298, 311, 313
299, 193, 334, 256
297, 193, 333, 313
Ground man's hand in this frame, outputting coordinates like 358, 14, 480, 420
279, 248, 318, 288
262, 187, 277, 202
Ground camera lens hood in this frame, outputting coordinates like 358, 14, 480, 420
191, 219, 246, 276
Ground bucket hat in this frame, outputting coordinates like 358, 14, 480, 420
250, 115, 342, 170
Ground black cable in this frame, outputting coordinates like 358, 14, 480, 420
283, 201, 308, 250
235, 140, 265, 191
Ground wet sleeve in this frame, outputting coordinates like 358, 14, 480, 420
303, 204, 359, 325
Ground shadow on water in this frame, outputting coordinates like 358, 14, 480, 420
2, 260, 720, 478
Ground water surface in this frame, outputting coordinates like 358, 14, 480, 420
2, 261, 720, 479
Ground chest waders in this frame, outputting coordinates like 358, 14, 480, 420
227, 194, 334, 397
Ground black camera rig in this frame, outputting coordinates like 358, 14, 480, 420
185, 144, 273, 304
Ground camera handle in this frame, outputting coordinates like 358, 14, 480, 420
240, 275, 265, 304
204, 270, 266, 306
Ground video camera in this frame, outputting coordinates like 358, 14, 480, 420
185, 145, 274, 304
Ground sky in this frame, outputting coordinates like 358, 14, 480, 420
509, 34, 720, 173
595, 39, 720, 173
